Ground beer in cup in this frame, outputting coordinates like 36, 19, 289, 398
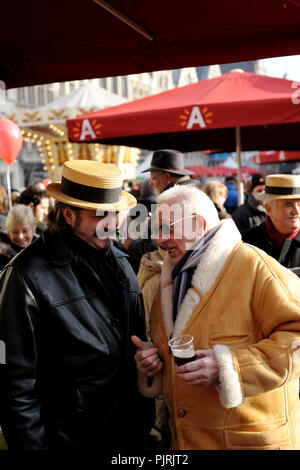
168, 335, 195, 366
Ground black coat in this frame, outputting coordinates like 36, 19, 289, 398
0, 231, 22, 270
0, 230, 154, 450
242, 221, 300, 275
232, 194, 266, 233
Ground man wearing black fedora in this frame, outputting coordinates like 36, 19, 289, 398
0, 160, 154, 451
125, 149, 194, 273
142, 149, 193, 196
242, 174, 300, 276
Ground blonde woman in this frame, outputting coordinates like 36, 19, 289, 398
202, 180, 231, 220
0, 204, 36, 270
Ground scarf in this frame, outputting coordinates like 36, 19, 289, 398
265, 215, 300, 248
171, 224, 220, 323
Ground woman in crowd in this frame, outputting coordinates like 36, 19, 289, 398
0, 204, 36, 270
202, 180, 231, 220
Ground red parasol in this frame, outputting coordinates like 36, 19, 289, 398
67, 71, 300, 204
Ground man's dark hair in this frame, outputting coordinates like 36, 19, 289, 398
17, 185, 49, 208
47, 200, 81, 235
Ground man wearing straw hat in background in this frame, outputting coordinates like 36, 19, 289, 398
0, 160, 154, 451
242, 174, 300, 276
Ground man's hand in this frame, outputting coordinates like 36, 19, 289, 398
131, 335, 163, 377
175, 349, 219, 386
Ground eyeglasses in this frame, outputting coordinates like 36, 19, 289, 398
157, 214, 196, 236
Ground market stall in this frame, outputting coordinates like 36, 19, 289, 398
4, 82, 140, 182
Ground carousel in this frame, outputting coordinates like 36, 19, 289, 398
4, 82, 141, 183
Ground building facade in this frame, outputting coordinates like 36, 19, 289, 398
0, 60, 264, 190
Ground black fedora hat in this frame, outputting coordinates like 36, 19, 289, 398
142, 149, 193, 176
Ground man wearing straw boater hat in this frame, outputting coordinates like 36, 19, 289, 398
0, 160, 154, 451
242, 174, 300, 276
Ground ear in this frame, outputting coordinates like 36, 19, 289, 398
264, 202, 272, 217
61, 206, 76, 227
166, 172, 174, 184
195, 214, 206, 236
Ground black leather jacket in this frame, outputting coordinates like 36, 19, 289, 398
0, 230, 153, 450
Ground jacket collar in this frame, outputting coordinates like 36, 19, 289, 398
42, 229, 128, 266
42, 229, 74, 266
247, 193, 266, 213
160, 219, 241, 339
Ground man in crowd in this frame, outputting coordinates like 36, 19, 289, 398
232, 173, 266, 232
17, 184, 50, 234
132, 184, 300, 450
242, 174, 300, 275
125, 149, 194, 273
0, 160, 154, 451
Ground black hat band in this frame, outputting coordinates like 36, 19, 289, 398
266, 185, 300, 195
61, 176, 122, 203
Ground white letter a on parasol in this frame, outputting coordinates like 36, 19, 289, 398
186, 106, 206, 129
80, 119, 97, 140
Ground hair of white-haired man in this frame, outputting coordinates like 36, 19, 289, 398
157, 184, 220, 233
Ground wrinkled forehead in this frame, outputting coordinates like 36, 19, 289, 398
156, 201, 194, 223
275, 197, 300, 206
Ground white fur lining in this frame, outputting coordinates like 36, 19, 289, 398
160, 219, 241, 339
213, 344, 243, 408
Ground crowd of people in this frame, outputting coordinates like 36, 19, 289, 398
0, 150, 299, 451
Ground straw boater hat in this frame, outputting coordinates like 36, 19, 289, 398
142, 149, 193, 176
46, 160, 136, 211
256, 174, 300, 204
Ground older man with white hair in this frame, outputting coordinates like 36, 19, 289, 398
242, 174, 300, 276
132, 184, 300, 450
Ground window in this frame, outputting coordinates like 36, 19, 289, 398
17, 87, 26, 104
112, 76, 118, 94
38, 86, 45, 106
100, 78, 107, 89
28, 87, 35, 106
121, 77, 128, 97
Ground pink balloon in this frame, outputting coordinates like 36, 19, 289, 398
0, 118, 23, 164
43, 178, 52, 186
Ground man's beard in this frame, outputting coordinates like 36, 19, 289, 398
72, 211, 113, 251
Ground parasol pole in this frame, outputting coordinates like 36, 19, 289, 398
236, 126, 244, 206
6, 164, 12, 210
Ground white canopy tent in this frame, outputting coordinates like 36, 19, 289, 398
5, 83, 140, 181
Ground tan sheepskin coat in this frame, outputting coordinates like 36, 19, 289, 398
141, 219, 300, 450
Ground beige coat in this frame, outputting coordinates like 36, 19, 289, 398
146, 219, 300, 450
137, 247, 166, 340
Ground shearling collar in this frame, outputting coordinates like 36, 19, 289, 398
160, 218, 241, 339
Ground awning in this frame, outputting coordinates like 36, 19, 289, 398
254, 150, 300, 164
3, 0, 300, 88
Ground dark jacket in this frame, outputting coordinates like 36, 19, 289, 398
0, 231, 22, 270
0, 230, 154, 450
214, 202, 231, 221
232, 194, 266, 233
242, 221, 300, 275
